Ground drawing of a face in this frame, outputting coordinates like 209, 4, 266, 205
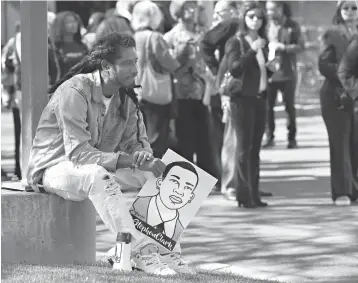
157, 166, 198, 210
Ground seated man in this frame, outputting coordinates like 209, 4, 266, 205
26, 33, 193, 275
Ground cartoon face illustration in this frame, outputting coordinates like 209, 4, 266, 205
156, 161, 199, 210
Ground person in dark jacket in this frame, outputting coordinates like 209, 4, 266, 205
319, 0, 358, 205
223, 1, 272, 208
200, 3, 240, 198
337, 34, 358, 205
264, 1, 304, 149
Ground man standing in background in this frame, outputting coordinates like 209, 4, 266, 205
264, 1, 304, 149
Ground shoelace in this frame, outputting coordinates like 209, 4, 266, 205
173, 254, 187, 267
144, 253, 170, 271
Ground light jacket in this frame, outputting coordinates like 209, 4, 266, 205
26, 70, 152, 191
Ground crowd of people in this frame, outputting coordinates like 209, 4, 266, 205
1, 0, 358, 276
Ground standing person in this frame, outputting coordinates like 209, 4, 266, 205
164, 0, 216, 178
47, 12, 61, 88
132, 1, 182, 158
52, 11, 88, 77
338, 33, 358, 205
26, 33, 194, 275
83, 12, 105, 50
95, 15, 134, 41
320, 0, 358, 205
200, 1, 240, 198
224, 1, 271, 208
264, 1, 304, 149
1, 22, 22, 179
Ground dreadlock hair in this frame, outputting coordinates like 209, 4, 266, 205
48, 32, 144, 148
48, 32, 136, 94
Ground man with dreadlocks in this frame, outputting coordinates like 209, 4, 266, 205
26, 33, 191, 276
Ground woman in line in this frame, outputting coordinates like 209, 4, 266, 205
223, 1, 271, 208
52, 11, 88, 77
337, 33, 358, 205
318, 0, 358, 205
164, 0, 216, 178
132, 1, 183, 158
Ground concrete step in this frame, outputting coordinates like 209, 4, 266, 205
1, 188, 97, 265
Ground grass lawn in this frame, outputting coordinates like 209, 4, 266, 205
1, 263, 282, 283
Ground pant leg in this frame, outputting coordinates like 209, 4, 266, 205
350, 104, 358, 199
195, 101, 217, 178
42, 161, 154, 253
321, 95, 355, 199
221, 107, 238, 193
250, 97, 267, 201
230, 98, 255, 201
280, 79, 297, 141
141, 101, 171, 158
175, 100, 196, 162
12, 106, 21, 178
210, 96, 225, 187
266, 82, 279, 140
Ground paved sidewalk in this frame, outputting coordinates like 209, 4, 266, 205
2, 103, 357, 283
96, 115, 358, 283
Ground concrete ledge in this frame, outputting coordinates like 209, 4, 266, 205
1, 190, 96, 265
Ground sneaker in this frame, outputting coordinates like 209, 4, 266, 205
160, 252, 196, 274
334, 196, 351, 206
104, 246, 116, 266
132, 244, 176, 276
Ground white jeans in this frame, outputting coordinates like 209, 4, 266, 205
42, 161, 181, 254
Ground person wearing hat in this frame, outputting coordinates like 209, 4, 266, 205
319, 0, 358, 205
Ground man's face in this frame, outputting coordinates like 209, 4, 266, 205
213, 1, 235, 25
108, 47, 138, 88
266, 1, 283, 22
157, 166, 197, 210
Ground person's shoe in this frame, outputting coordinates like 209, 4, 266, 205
255, 200, 268, 207
259, 190, 273, 197
160, 252, 196, 274
238, 201, 257, 208
132, 244, 176, 276
262, 138, 275, 148
334, 196, 351, 206
287, 140, 298, 149
223, 188, 236, 201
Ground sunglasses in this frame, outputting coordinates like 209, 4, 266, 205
246, 13, 264, 20
342, 5, 358, 11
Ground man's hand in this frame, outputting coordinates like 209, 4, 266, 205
138, 158, 166, 178
132, 151, 154, 168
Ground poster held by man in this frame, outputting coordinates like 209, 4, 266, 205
130, 149, 218, 251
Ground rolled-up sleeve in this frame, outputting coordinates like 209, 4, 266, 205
54, 86, 120, 172
338, 37, 358, 100
119, 103, 152, 155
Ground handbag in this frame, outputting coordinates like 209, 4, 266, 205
137, 32, 172, 105
219, 36, 245, 97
